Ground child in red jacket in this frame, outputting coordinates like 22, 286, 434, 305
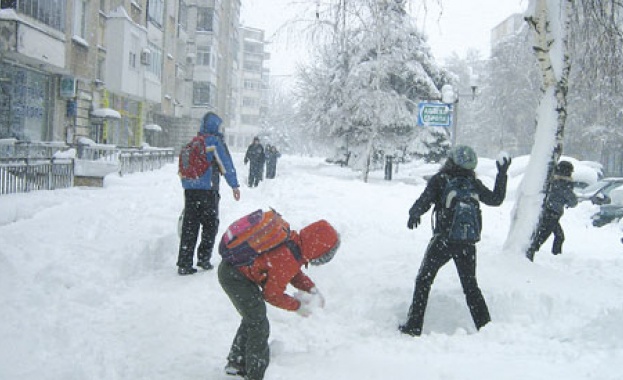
218, 219, 340, 380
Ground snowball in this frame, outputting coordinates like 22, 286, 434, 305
497, 151, 511, 165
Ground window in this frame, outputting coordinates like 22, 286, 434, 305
241, 114, 260, 124
178, 0, 188, 32
193, 82, 216, 106
129, 35, 138, 69
1, 0, 67, 32
148, 0, 164, 27
242, 97, 258, 108
99, 0, 105, 12
147, 43, 163, 79
244, 80, 261, 90
96, 57, 105, 81
129, 51, 136, 68
197, 7, 218, 33
243, 61, 262, 72
73, 0, 88, 39
196, 45, 211, 66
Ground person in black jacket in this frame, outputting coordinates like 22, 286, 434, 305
399, 146, 511, 337
526, 160, 578, 261
244, 137, 265, 187
265, 145, 281, 179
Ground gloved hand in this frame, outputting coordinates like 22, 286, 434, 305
296, 301, 313, 318
496, 156, 511, 174
294, 287, 325, 317
407, 215, 420, 230
308, 287, 325, 308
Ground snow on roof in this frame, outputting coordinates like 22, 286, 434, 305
91, 108, 121, 119
143, 124, 162, 132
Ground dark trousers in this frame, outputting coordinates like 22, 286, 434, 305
248, 161, 263, 187
176, 189, 219, 268
218, 261, 270, 380
266, 162, 277, 179
532, 214, 564, 254
404, 234, 491, 335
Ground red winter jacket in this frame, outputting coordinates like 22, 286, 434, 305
237, 220, 339, 311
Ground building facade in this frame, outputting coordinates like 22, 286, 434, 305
226, 26, 269, 151
0, 0, 262, 154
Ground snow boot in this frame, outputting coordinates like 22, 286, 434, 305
224, 362, 246, 377
177, 266, 197, 275
399, 323, 421, 337
197, 261, 214, 270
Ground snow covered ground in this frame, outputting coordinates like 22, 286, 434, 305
1, 153, 622, 380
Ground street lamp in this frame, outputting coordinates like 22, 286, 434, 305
440, 80, 479, 146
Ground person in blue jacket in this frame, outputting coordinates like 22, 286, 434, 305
177, 112, 241, 275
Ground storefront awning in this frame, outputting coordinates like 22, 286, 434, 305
91, 108, 121, 119
143, 124, 162, 132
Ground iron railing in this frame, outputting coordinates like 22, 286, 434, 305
0, 140, 175, 195
119, 147, 175, 176
0, 157, 74, 195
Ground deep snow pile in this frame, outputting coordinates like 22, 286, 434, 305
1, 153, 622, 380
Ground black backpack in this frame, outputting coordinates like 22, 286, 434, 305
440, 176, 481, 243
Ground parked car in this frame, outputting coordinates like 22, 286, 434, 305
575, 178, 623, 205
592, 203, 623, 227
590, 186, 623, 227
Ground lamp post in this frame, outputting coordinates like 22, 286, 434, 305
441, 81, 478, 146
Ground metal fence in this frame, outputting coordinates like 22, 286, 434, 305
0, 140, 175, 195
0, 158, 74, 195
119, 147, 175, 176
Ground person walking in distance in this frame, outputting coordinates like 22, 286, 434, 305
244, 137, 265, 187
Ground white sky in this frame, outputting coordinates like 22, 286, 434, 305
241, 0, 528, 76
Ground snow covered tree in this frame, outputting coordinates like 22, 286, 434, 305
295, 0, 451, 181
505, 0, 623, 257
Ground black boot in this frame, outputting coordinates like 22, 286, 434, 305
398, 323, 421, 337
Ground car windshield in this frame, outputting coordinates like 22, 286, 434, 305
603, 182, 623, 196
577, 180, 609, 195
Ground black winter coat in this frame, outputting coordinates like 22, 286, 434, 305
408, 163, 508, 236
544, 175, 578, 217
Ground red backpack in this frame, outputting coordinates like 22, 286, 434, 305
219, 209, 296, 267
178, 135, 210, 179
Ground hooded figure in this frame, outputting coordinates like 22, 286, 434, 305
400, 145, 510, 337
527, 160, 578, 261
177, 112, 241, 275
218, 219, 340, 380
244, 137, 265, 187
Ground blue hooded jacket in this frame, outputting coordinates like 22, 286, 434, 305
181, 112, 240, 190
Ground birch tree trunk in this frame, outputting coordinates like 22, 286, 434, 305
503, 0, 572, 256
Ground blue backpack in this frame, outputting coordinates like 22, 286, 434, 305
441, 176, 481, 243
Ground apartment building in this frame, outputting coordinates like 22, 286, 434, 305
0, 0, 256, 153
491, 13, 524, 50
226, 26, 269, 150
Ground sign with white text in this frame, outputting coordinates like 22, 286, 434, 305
417, 102, 453, 127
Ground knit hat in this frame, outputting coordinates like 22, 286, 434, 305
449, 145, 478, 170
299, 220, 340, 266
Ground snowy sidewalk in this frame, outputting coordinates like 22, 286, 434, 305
1, 154, 622, 380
